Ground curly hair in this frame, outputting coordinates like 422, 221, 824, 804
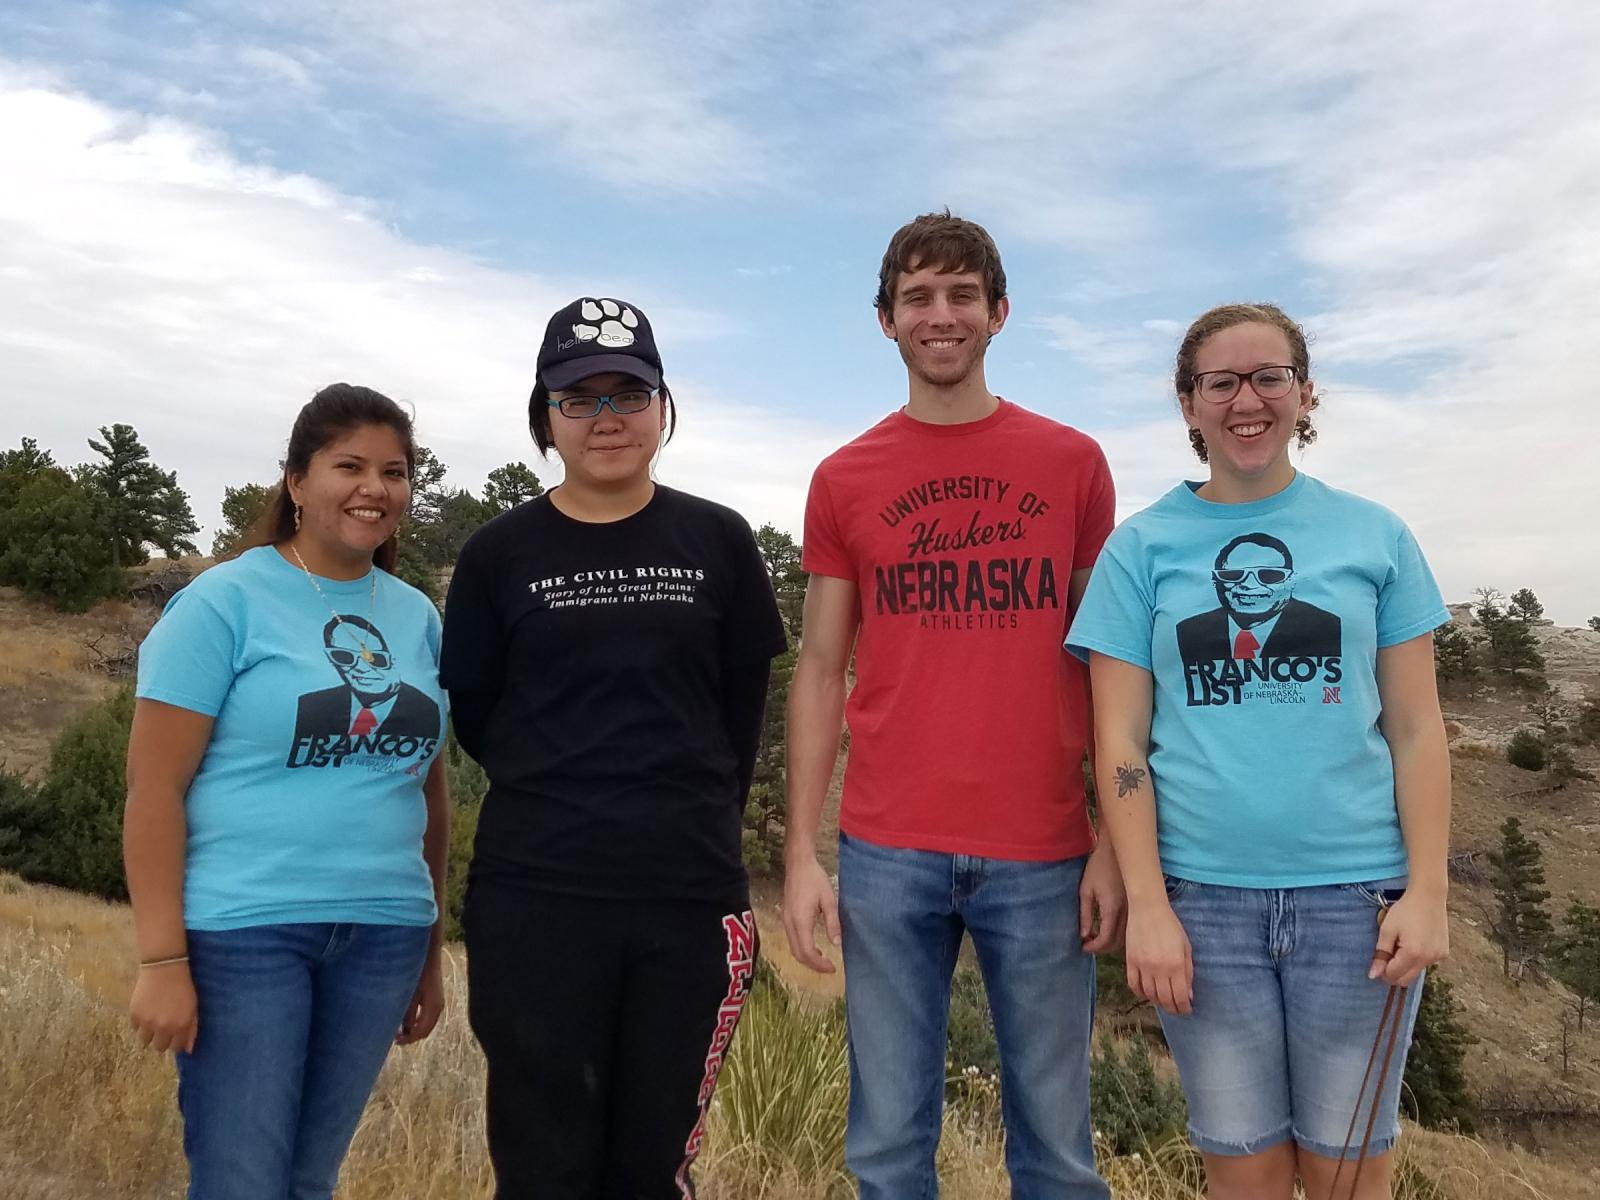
1174, 303, 1320, 463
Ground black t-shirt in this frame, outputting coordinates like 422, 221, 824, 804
440, 486, 787, 905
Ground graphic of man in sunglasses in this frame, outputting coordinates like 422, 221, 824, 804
288, 615, 442, 767
1177, 532, 1341, 667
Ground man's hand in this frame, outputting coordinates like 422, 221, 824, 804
782, 852, 841, 974
1079, 840, 1127, 953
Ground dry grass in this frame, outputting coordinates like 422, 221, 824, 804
0, 587, 135, 779
4, 875, 1596, 1198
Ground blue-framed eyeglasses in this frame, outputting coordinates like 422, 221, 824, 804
546, 388, 661, 418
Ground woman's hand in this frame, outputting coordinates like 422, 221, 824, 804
397, 953, 446, 1045
129, 964, 199, 1054
1125, 900, 1194, 1015
1370, 889, 1449, 987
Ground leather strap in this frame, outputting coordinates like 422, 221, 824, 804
1327, 906, 1408, 1199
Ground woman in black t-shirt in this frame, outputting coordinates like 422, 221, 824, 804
441, 297, 787, 1197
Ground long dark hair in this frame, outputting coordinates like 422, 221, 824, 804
237, 383, 417, 572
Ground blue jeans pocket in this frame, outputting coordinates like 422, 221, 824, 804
1340, 877, 1408, 908
1163, 874, 1192, 901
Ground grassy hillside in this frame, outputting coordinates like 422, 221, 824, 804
2, 585, 1600, 1192
1, 873, 1588, 1199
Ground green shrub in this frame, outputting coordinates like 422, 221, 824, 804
1096, 951, 1144, 1018
0, 464, 124, 610
946, 966, 1001, 1083
442, 731, 487, 941
1506, 728, 1546, 771
1089, 1032, 1188, 1154
713, 963, 849, 1176
2, 686, 135, 898
1403, 975, 1478, 1132
0, 765, 38, 867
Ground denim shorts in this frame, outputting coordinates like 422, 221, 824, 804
1156, 875, 1422, 1161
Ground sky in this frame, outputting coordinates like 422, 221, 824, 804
1, 1, 1597, 622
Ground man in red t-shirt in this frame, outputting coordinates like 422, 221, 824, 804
782, 211, 1122, 1197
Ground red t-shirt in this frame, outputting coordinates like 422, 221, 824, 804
803, 400, 1115, 859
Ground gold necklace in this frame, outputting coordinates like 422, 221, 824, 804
288, 543, 380, 663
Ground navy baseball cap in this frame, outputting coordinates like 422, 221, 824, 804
536, 297, 662, 391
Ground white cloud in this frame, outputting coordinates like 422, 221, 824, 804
267, 0, 777, 193
930, 1, 1600, 622
0, 73, 846, 551
1033, 315, 1170, 375
234, 45, 316, 94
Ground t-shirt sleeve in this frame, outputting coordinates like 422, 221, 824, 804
801, 465, 853, 581
1376, 521, 1450, 647
1073, 440, 1117, 570
135, 582, 241, 717
1064, 532, 1155, 670
439, 530, 502, 693
723, 513, 790, 663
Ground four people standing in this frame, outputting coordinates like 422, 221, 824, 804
124, 228, 1452, 1200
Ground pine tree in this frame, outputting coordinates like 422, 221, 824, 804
1474, 586, 1543, 680
211, 481, 275, 558
1507, 588, 1545, 623
408, 445, 450, 527
1433, 620, 1479, 683
755, 523, 806, 638
1530, 694, 1594, 784
1553, 899, 1600, 1032
0, 437, 56, 473
1402, 975, 1478, 1131
739, 523, 807, 874
482, 462, 544, 514
1487, 817, 1553, 981
82, 424, 199, 565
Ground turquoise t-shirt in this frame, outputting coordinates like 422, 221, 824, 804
136, 546, 445, 930
1065, 474, 1448, 888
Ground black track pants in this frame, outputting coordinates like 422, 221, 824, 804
463, 882, 757, 1199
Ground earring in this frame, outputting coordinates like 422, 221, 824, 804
293, 503, 303, 532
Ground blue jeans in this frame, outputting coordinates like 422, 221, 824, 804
838, 832, 1107, 1199
177, 922, 431, 1200
1157, 876, 1422, 1160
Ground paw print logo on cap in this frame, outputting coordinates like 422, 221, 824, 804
572, 299, 639, 348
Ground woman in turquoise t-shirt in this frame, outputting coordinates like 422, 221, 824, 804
125, 384, 450, 1200
1067, 304, 1451, 1199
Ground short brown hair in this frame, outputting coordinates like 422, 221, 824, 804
875, 209, 1006, 313
1174, 303, 1320, 463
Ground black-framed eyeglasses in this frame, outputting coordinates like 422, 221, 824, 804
1212, 566, 1292, 586
1191, 365, 1299, 403
326, 647, 392, 669
546, 388, 660, 419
